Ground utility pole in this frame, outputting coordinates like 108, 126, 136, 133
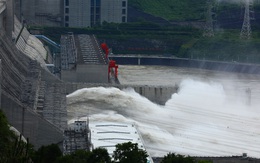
240, 0, 254, 39
203, 0, 215, 37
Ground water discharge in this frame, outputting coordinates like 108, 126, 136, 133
67, 66, 260, 157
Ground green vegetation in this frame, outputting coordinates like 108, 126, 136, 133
32, 144, 62, 163
129, 0, 207, 21
55, 148, 111, 163
0, 110, 16, 158
198, 160, 213, 163
186, 31, 260, 63
129, 0, 260, 21
0, 110, 33, 163
160, 153, 213, 163
161, 153, 195, 163
113, 142, 148, 163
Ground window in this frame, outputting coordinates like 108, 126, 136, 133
91, 0, 94, 7
65, 8, 69, 14
96, 15, 100, 22
65, 23, 69, 27
122, 16, 126, 22
96, 7, 100, 14
91, 15, 94, 21
65, 16, 69, 21
65, 0, 69, 6
122, 1, 126, 7
91, 7, 94, 15
122, 9, 126, 15
96, 0, 101, 6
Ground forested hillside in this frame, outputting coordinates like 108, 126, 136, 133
129, 0, 207, 21
128, 0, 260, 22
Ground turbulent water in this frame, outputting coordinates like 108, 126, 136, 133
67, 66, 260, 158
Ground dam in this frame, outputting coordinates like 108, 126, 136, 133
1, 1, 260, 160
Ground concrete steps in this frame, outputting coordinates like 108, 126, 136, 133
78, 35, 99, 64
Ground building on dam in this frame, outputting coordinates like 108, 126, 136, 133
15, 0, 128, 27
64, 119, 153, 162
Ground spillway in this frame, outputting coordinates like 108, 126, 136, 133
67, 65, 260, 158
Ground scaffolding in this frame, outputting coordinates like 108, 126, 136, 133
63, 121, 92, 155
60, 32, 77, 70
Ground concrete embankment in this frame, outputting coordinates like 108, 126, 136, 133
109, 56, 260, 74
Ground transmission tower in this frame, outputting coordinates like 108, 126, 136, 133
240, 0, 254, 39
203, 0, 216, 37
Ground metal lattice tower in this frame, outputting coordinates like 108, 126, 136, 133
240, 0, 254, 39
203, 0, 215, 37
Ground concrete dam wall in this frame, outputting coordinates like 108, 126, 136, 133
0, 31, 66, 149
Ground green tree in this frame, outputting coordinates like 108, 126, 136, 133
6, 135, 32, 163
161, 153, 195, 163
0, 110, 33, 163
113, 142, 148, 163
32, 144, 62, 163
88, 148, 111, 163
198, 160, 213, 163
56, 148, 111, 163
0, 110, 16, 159
56, 150, 90, 163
